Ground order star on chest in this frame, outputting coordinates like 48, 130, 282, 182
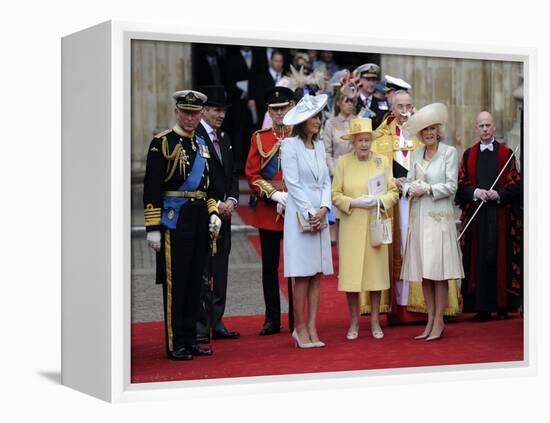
178, 140, 192, 175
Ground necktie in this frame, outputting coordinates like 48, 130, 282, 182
480, 142, 494, 152
212, 131, 222, 159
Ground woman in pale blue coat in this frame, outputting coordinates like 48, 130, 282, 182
281, 93, 334, 349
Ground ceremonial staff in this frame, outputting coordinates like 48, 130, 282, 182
457, 145, 520, 242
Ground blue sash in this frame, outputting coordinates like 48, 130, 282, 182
261, 154, 278, 180
161, 135, 207, 229
248, 155, 279, 210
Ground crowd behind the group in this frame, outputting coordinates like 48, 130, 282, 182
142, 46, 522, 360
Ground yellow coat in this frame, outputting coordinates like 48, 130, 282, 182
332, 152, 399, 293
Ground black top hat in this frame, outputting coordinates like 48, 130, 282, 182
196, 85, 229, 107
264, 86, 294, 107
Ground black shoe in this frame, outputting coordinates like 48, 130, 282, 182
195, 333, 209, 344
168, 347, 193, 361
473, 311, 491, 322
497, 310, 509, 320
213, 328, 240, 339
259, 321, 280, 336
187, 344, 213, 356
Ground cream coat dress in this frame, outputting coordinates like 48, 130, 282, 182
332, 152, 399, 292
400, 142, 465, 281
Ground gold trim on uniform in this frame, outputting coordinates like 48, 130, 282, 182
154, 128, 173, 139
207, 198, 219, 215
253, 179, 276, 198
164, 190, 207, 199
164, 229, 174, 352
144, 204, 162, 226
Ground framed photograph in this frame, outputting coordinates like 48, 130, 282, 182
62, 20, 535, 403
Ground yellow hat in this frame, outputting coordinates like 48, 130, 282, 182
341, 118, 373, 140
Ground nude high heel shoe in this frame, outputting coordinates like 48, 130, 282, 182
292, 330, 314, 349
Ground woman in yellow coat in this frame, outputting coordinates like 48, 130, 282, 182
332, 118, 399, 340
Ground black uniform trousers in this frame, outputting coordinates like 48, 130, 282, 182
259, 228, 294, 329
197, 218, 232, 335
160, 203, 209, 354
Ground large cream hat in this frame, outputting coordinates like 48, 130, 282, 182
402, 102, 448, 139
341, 117, 373, 141
282, 93, 328, 126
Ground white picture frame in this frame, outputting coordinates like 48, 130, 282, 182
61, 20, 536, 403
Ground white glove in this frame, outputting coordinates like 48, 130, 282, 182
271, 191, 288, 206
147, 231, 161, 252
409, 181, 430, 197
276, 202, 285, 216
209, 214, 222, 237
351, 195, 377, 209
474, 188, 489, 201
417, 180, 431, 195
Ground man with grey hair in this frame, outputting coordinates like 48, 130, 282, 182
372, 90, 429, 324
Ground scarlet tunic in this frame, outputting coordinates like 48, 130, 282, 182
245, 127, 291, 231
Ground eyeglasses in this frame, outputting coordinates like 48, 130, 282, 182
343, 98, 354, 104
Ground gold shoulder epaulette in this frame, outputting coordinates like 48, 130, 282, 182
154, 128, 173, 139
254, 127, 271, 135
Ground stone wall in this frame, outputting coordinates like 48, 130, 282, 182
381, 54, 523, 156
131, 40, 192, 175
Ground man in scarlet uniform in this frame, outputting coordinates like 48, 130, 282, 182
456, 111, 522, 320
245, 86, 295, 336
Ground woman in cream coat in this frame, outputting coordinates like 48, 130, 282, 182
281, 93, 334, 349
332, 117, 399, 340
401, 103, 464, 341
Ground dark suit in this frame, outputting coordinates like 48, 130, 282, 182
224, 48, 265, 173
249, 69, 278, 128
195, 122, 240, 335
356, 95, 388, 130
193, 50, 226, 87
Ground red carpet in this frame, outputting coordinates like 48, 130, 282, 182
131, 208, 523, 383
131, 312, 523, 383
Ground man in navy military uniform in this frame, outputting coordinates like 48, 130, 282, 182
143, 89, 222, 360
353, 63, 388, 129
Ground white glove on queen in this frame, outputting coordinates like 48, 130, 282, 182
271, 191, 288, 206
351, 195, 377, 209
209, 214, 222, 237
147, 230, 161, 252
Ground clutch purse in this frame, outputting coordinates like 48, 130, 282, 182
370, 199, 392, 247
296, 211, 328, 233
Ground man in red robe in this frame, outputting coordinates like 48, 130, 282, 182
456, 111, 522, 320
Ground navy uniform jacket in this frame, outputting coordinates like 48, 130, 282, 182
143, 123, 218, 233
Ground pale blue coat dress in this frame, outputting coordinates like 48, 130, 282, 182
281, 136, 334, 277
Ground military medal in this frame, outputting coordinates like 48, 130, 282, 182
199, 144, 210, 158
